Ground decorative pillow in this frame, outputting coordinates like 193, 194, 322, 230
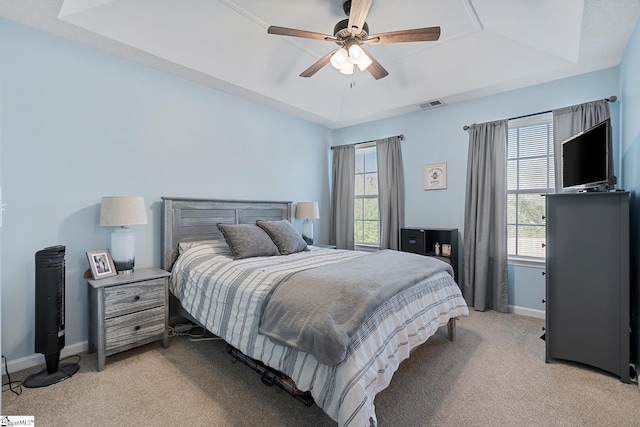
217, 223, 280, 259
256, 219, 309, 255
178, 240, 232, 256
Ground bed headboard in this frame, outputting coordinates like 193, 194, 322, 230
162, 197, 292, 271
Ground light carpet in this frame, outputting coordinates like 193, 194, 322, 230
3, 309, 640, 426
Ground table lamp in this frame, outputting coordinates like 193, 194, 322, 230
99, 196, 148, 274
295, 202, 320, 245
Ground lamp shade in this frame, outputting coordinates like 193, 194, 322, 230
100, 196, 148, 226
295, 202, 320, 220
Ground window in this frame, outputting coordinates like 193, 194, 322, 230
507, 113, 554, 260
354, 145, 379, 246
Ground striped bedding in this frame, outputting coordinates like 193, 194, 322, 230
170, 244, 469, 427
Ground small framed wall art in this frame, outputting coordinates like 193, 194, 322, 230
424, 163, 447, 190
86, 249, 117, 279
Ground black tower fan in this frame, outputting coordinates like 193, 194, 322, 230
23, 245, 79, 388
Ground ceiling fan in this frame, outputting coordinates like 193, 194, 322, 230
267, 0, 441, 80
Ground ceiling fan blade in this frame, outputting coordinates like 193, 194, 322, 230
368, 26, 441, 44
300, 49, 338, 78
347, 0, 373, 36
268, 26, 337, 42
362, 48, 388, 80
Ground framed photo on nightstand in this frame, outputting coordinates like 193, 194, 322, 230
86, 249, 117, 279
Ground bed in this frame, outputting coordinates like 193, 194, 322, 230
162, 197, 469, 427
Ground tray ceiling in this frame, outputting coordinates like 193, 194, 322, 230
3, 0, 640, 129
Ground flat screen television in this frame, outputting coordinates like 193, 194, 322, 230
561, 119, 612, 192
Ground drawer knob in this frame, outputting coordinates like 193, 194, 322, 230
135, 325, 141, 331
134, 295, 141, 301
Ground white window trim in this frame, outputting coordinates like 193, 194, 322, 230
508, 255, 545, 268
509, 112, 553, 128
354, 243, 379, 252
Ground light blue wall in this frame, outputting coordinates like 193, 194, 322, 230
334, 67, 621, 313
619, 14, 640, 366
0, 14, 634, 368
0, 19, 331, 364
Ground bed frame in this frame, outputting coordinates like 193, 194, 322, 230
161, 196, 456, 339
162, 197, 292, 271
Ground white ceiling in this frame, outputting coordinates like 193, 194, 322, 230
3, 0, 640, 129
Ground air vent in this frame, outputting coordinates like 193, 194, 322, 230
419, 99, 446, 110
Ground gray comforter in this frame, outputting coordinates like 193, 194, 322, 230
259, 249, 454, 365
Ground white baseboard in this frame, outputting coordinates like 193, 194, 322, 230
509, 305, 545, 319
3, 341, 89, 374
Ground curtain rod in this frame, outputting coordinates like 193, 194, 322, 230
461, 96, 618, 131
330, 134, 404, 150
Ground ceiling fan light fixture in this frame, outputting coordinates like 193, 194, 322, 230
354, 50, 372, 71
348, 44, 364, 59
340, 59, 354, 75
330, 48, 349, 69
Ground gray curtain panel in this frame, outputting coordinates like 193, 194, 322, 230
377, 136, 405, 250
553, 99, 612, 191
463, 120, 509, 312
330, 144, 356, 250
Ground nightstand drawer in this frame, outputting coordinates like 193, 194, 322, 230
104, 278, 165, 318
105, 306, 165, 353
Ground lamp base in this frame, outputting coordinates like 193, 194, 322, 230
114, 263, 134, 275
302, 220, 314, 245
111, 227, 136, 274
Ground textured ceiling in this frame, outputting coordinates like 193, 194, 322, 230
3, 0, 640, 129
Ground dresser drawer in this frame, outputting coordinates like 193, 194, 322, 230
105, 306, 165, 354
104, 278, 165, 319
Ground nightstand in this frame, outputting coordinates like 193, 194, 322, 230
86, 267, 171, 371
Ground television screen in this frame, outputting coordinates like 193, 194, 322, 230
562, 119, 609, 191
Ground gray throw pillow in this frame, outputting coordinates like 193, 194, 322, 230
256, 220, 309, 255
217, 223, 280, 259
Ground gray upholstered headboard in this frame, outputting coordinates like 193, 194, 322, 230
162, 197, 292, 271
